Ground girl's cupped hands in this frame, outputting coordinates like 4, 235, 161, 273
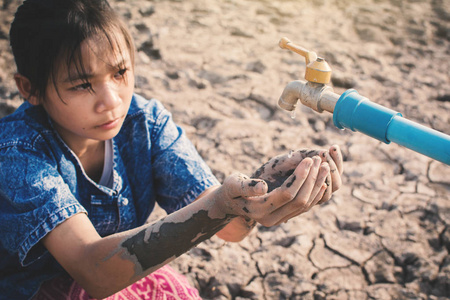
216, 145, 344, 227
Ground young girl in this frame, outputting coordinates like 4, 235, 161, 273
0, 0, 343, 299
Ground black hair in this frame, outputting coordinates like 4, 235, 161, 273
9, 0, 135, 101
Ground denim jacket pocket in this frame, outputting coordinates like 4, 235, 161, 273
90, 195, 120, 237
90, 193, 137, 236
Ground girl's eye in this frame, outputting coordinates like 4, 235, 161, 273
115, 68, 128, 79
71, 82, 92, 91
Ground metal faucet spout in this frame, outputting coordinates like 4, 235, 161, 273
278, 80, 339, 114
278, 80, 302, 111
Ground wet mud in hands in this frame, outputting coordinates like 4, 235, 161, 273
252, 149, 321, 192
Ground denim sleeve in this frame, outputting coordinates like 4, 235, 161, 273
0, 145, 86, 266
148, 102, 220, 213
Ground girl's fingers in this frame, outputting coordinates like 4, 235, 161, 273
243, 146, 343, 226
275, 181, 328, 226
223, 173, 268, 200
247, 146, 343, 226
321, 150, 342, 193
317, 172, 332, 204
288, 156, 322, 206
307, 162, 330, 205
311, 181, 328, 207
247, 158, 312, 225
270, 157, 314, 207
330, 145, 344, 175
319, 147, 343, 192
258, 156, 324, 226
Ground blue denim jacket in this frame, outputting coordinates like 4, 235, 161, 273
0, 94, 220, 299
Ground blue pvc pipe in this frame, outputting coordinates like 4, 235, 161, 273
386, 116, 450, 165
333, 89, 450, 165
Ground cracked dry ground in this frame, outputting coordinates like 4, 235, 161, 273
172, 157, 449, 299
136, 0, 449, 299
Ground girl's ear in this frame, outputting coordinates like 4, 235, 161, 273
14, 73, 40, 105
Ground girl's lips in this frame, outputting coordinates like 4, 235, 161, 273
97, 117, 121, 130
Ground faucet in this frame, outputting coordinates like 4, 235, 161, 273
277, 37, 339, 114
278, 37, 450, 165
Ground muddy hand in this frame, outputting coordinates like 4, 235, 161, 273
252, 146, 343, 202
251, 148, 324, 192
217, 173, 268, 216
218, 157, 328, 227
260, 155, 330, 226
218, 146, 343, 226
317, 145, 344, 204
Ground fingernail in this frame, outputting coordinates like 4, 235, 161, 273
303, 157, 313, 168
255, 181, 267, 193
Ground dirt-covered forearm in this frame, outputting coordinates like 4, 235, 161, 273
87, 193, 235, 298
120, 208, 234, 272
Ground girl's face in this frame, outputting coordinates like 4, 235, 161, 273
41, 33, 135, 150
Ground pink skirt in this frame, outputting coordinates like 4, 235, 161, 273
33, 265, 202, 300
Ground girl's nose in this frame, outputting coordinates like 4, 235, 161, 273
95, 83, 121, 112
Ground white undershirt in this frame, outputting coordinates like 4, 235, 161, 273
98, 139, 114, 188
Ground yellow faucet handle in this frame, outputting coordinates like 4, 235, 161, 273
279, 37, 317, 64
279, 37, 332, 84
